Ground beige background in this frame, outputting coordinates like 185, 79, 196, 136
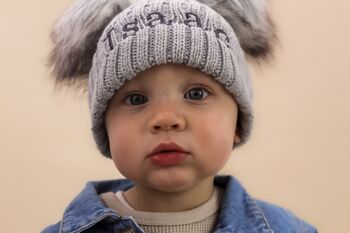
1, 0, 349, 232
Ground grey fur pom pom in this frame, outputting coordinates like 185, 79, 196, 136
198, 0, 277, 61
48, 0, 134, 85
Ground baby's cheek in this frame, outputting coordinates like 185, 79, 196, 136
110, 144, 136, 179
110, 140, 127, 168
197, 113, 235, 143
195, 115, 234, 164
108, 122, 134, 151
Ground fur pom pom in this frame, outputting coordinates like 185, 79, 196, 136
199, 0, 278, 61
48, 0, 134, 86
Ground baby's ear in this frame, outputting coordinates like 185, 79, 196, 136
48, 0, 132, 88
198, 0, 278, 62
234, 134, 241, 144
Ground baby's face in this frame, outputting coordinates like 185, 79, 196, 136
105, 63, 240, 192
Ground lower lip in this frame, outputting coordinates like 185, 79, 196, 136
149, 152, 188, 166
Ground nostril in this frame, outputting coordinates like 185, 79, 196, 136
153, 124, 178, 130
153, 125, 161, 130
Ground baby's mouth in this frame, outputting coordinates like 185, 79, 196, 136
149, 141, 188, 156
148, 141, 189, 166
148, 151, 188, 166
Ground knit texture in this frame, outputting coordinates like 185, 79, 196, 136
99, 187, 223, 233
89, 0, 254, 157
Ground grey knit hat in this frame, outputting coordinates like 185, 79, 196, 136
48, 0, 277, 157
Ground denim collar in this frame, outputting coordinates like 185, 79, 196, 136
60, 176, 273, 233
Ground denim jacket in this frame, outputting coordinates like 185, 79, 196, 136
42, 175, 317, 233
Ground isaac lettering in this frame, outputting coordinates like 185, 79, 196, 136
105, 10, 231, 50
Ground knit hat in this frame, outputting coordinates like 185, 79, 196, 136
48, 0, 277, 157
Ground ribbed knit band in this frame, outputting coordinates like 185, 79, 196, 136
89, 0, 254, 157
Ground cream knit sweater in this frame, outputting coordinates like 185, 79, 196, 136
99, 187, 223, 233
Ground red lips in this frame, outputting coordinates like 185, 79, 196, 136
148, 142, 189, 166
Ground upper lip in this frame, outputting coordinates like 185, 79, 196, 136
149, 142, 188, 156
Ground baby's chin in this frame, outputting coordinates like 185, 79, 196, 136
147, 180, 193, 193
142, 169, 210, 193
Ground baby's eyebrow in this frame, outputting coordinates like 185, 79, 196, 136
121, 82, 147, 91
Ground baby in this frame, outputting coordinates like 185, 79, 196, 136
42, 0, 317, 232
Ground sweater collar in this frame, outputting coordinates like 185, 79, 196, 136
59, 176, 272, 233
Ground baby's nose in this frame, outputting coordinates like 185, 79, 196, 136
149, 105, 186, 133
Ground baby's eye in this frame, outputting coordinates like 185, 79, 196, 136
124, 94, 148, 106
184, 87, 209, 100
